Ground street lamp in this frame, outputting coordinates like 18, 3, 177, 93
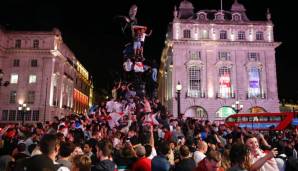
176, 81, 182, 117
0, 69, 9, 87
18, 103, 30, 125
231, 100, 243, 113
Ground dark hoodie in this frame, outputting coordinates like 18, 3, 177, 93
92, 159, 116, 171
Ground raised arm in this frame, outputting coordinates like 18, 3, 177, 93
249, 148, 278, 171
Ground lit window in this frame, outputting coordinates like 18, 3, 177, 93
29, 75, 37, 83
220, 30, 227, 40
218, 67, 232, 98
183, 30, 191, 38
10, 74, 18, 84
201, 30, 209, 39
188, 66, 201, 97
256, 31, 264, 40
248, 67, 261, 98
238, 31, 246, 40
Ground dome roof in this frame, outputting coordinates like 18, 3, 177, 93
179, 0, 194, 9
231, 0, 246, 12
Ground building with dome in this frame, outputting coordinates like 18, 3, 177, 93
158, 0, 280, 122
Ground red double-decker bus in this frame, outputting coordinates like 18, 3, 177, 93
224, 112, 294, 131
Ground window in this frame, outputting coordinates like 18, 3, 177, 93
227, 117, 236, 122
13, 59, 20, 67
27, 91, 35, 104
9, 91, 17, 104
248, 67, 261, 98
8, 110, 16, 121
220, 30, 227, 40
2, 110, 8, 121
218, 52, 231, 61
25, 111, 31, 121
256, 31, 264, 40
189, 51, 201, 60
248, 53, 260, 61
32, 110, 39, 121
269, 116, 281, 121
238, 31, 246, 40
10, 74, 18, 84
33, 39, 39, 48
188, 66, 201, 97
232, 14, 241, 21
15, 39, 21, 48
219, 67, 232, 98
29, 75, 37, 83
31, 59, 38, 67
17, 110, 23, 121
183, 30, 191, 38
200, 30, 209, 39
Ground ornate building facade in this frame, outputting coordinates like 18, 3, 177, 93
158, 0, 280, 122
0, 27, 94, 123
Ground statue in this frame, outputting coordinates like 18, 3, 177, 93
266, 8, 271, 21
115, 4, 138, 38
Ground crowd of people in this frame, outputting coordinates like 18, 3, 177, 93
1, 108, 298, 171
1, 4, 298, 171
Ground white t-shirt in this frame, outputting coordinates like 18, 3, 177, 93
114, 101, 123, 113
250, 149, 279, 171
106, 100, 115, 113
123, 61, 133, 72
193, 151, 206, 166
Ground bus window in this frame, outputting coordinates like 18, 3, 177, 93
227, 117, 236, 122
241, 117, 248, 122
259, 116, 268, 121
269, 116, 281, 121
248, 117, 253, 122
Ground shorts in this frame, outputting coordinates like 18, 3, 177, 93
133, 41, 141, 49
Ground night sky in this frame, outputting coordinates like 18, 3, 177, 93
0, 0, 296, 101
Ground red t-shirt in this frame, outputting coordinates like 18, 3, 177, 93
132, 157, 151, 171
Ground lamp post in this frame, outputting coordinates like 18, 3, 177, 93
176, 81, 182, 117
18, 103, 30, 125
0, 69, 10, 87
231, 100, 243, 114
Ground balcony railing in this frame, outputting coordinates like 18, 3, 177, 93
216, 92, 235, 99
186, 90, 205, 98
246, 92, 266, 99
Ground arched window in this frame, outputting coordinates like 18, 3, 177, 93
216, 106, 236, 118
187, 66, 201, 97
248, 106, 267, 113
256, 31, 264, 40
183, 29, 191, 38
219, 67, 232, 98
248, 67, 261, 98
220, 30, 227, 40
184, 106, 208, 119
